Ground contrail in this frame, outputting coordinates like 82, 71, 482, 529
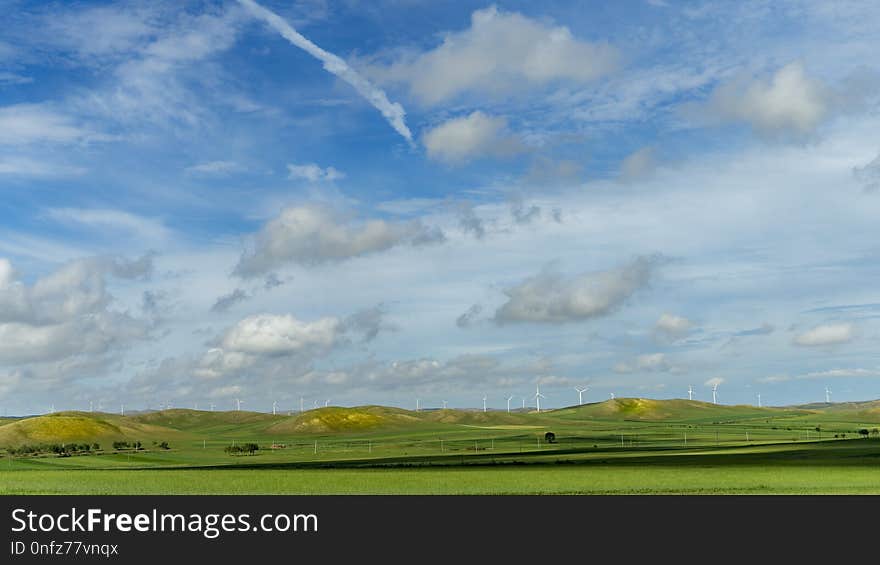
238, 0, 413, 145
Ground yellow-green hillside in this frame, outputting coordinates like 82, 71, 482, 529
0, 412, 182, 446
550, 398, 811, 422
266, 406, 422, 434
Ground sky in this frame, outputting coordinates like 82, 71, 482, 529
1, 0, 879, 415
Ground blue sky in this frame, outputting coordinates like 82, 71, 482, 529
1, 0, 880, 415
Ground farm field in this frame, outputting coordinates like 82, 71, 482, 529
3, 398, 880, 494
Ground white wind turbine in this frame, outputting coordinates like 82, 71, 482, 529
506, 395, 514, 413
272, 401, 277, 416
324, 399, 330, 407
416, 399, 420, 412
482, 396, 487, 413
688, 385, 694, 401
442, 400, 448, 409
300, 397, 304, 413
712, 383, 718, 405
825, 387, 831, 404
757, 393, 762, 408
521, 397, 526, 409
575, 386, 589, 405
209, 403, 215, 412
610, 392, 615, 400
235, 398, 243, 411
120, 404, 124, 416
534, 385, 545, 413
313, 400, 318, 409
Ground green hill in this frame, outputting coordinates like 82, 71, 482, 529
266, 406, 422, 434
0, 412, 182, 447
130, 409, 282, 433
549, 398, 808, 422
418, 409, 540, 427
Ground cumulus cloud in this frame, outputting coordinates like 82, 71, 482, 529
287, 163, 345, 182
699, 62, 829, 138
654, 313, 693, 340
0, 256, 153, 369
369, 5, 619, 105
793, 323, 855, 347
221, 313, 341, 356
423, 112, 524, 163
238, 0, 413, 143
494, 255, 662, 324
234, 205, 445, 276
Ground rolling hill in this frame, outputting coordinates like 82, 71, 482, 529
0, 412, 183, 446
265, 406, 423, 434
549, 398, 811, 422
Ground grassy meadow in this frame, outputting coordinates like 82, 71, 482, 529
2, 398, 880, 494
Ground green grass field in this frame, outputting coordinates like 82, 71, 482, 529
3, 399, 880, 494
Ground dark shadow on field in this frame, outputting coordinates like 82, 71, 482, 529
156, 439, 880, 472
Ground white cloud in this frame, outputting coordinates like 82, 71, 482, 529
0, 256, 153, 367
423, 112, 524, 163
185, 161, 245, 176
700, 62, 828, 137
371, 5, 619, 105
494, 255, 661, 324
793, 323, 855, 347
287, 163, 345, 182
614, 353, 673, 373
0, 157, 87, 177
221, 313, 341, 356
234, 205, 445, 276
655, 313, 693, 339
704, 376, 724, 388
0, 104, 101, 145
46, 208, 170, 244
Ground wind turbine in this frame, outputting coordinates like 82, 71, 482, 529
575, 386, 589, 405
209, 403, 215, 412
313, 400, 318, 409
89, 400, 93, 413
416, 398, 420, 412
506, 396, 514, 413
482, 396, 487, 413
120, 404, 124, 416
825, 387, 831, 404
50, 404, 55, 414
300, 397, 304, 413
688, 385, 693, 401
521, 397, 526, 409
442, 400, 448, 410
235, 398, 243, 411
534, 385, 545, 413
610, 392, 615, 400
712, 383, 718, 405
757, 393, 762, 408
324, 399, 330, 407
272, 401, 277, 416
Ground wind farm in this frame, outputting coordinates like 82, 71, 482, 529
4, 393, 880, 495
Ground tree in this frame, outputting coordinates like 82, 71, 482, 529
544, 432, 556, 443
858, 429, 870, 439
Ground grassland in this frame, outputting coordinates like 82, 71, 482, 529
2, 399, 880, 494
